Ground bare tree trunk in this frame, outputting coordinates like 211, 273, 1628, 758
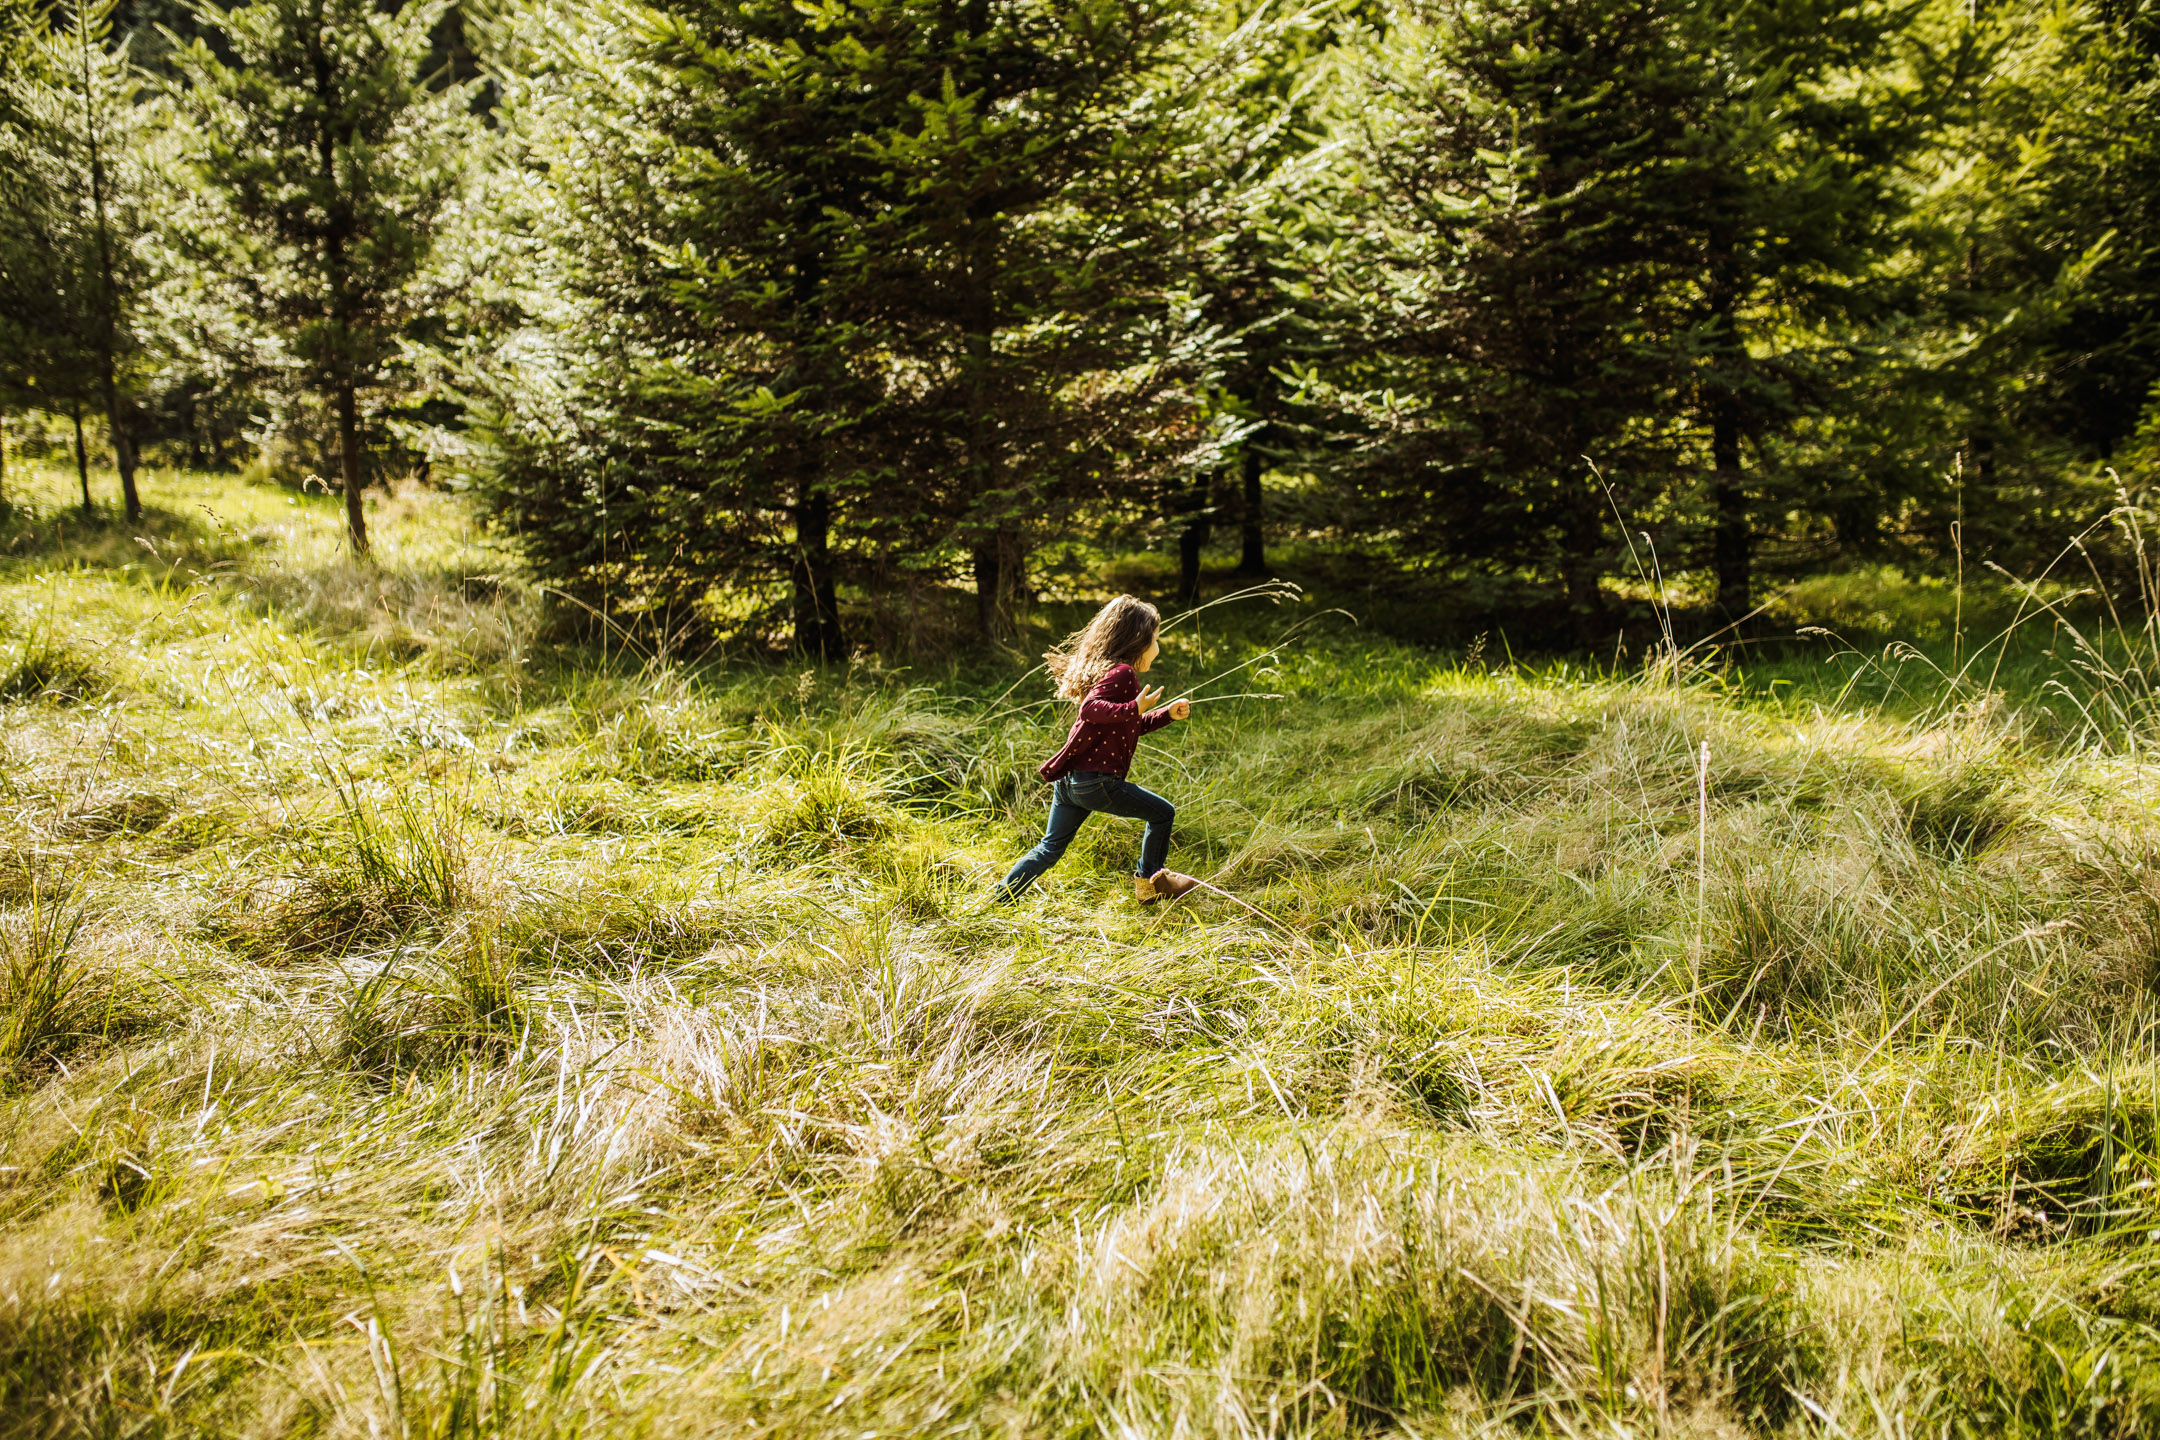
972, 525, 1024, 641
962, 279, 1024, 643
72, 408, 92, 515
1561, 499, 1605, 646
1177, 522, 1209, 603
0, 412, 9, 513
337, 380, 368, 555
107, 397, 140, 523
791, 480, 845, 657
1711, 403, 1748, 616
308, 16, 366, 558
78, 6, 139, 524
971, 542, 1000, 639
779, 239, 843, 655
1707, 241, 1749, 617
1237, 441, 1267, 576
1176, 474, 1211, 603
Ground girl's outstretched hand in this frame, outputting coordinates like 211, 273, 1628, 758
1168, 697, 1191, 720
1136, 684, 1165, 712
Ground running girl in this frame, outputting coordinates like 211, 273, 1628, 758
996, 595, 1199, 903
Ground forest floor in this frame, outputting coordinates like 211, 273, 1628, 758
5, 466, 2160, 1438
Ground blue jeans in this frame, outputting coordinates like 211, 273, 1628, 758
997, 771, 1175, 898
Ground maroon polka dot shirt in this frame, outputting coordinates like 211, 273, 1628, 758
1036, 663, 1175, 782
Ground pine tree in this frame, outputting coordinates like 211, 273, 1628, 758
0, 0, 68, 512
0, 0, 158, 521
1324, 0, 1918, 625
1330, 0, 1714, 631
485, 0, 1225, 648
1174, 0, 1344, 596
0, 0, 28, 509
1681, 0, 1921, 615
1910, 0, 2160, 561
173, 0, 473, 554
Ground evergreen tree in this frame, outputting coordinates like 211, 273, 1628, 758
1327, 0, 1713, 630
0, 0, 68, 511
173, 0, 473, 554
0, 0, 159, 521
1909, 0, 2160, 555
1173, 0, 1343, 596
1323, 0, 1918, 624
1679, 0, 1922, 614
859, 0, 1228, 639
482, 0, 1226, 649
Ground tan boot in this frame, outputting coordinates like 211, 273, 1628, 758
1145, 869, 1199, 901
1134, 874, 1160, 904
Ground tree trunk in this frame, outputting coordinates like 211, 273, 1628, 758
1561, 499, 1605, 646
962, 279, 1023, 642
1707, 239, 1749, 617
107, 399, 141, 524
311, 16, 367, 558
1962, 432, 1992, 491
971, 542, 1001, 639
0, 411, 9, 513
1237, 441, 1267, 576
337, 380, 368, 555
1177, 519, 1209, 603
791, 481, 845, 657
972, 526, 1024, 641
779, 241, 842, 655
72, 408, 92, 515
1711, 403, 1748, 616
79, 11, 138, 525
1176, 475, 1211, 604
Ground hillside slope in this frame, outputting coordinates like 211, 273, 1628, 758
3, 471, 2159, 1437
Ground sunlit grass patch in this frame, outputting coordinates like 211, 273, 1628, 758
1895, 751, 2023, 858
751, 752, 902, 862
325, 938, 530, 1079
53, 783, 175, 840
1039, 1132, 1820, 1436
479, 863, 767, 977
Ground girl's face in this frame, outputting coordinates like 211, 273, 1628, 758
1133, 634, 1160, 673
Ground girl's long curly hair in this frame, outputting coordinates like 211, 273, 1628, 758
1045, 596, 1160, 702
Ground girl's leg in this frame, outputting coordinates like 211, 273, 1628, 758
995, 782, 1091, 899
1088, 778, 1175, 878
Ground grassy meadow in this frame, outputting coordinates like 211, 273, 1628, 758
7, 465, 2160, 1437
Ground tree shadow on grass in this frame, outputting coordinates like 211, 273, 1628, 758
0, 498, 269, 584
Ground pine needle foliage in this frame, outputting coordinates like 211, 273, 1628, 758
476, 0, 1241, 648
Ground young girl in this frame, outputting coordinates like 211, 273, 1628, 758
996, 596, 1199, 903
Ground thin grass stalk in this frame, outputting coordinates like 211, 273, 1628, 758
1694, 741, 1709, 1014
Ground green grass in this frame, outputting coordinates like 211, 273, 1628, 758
8, 462, 2160, 1435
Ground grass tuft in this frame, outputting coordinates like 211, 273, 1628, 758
0, 883, 110, 1082
756, 756, 896, 860
0, 631, 109, 704
220, 785, 474, 958
1898, 754, 2020, 857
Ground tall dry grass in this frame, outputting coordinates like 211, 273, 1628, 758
1, 465, 2159, 1434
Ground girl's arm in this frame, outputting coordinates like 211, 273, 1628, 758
1139, 696, 1189, 733
1077, 670, 1146, 725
